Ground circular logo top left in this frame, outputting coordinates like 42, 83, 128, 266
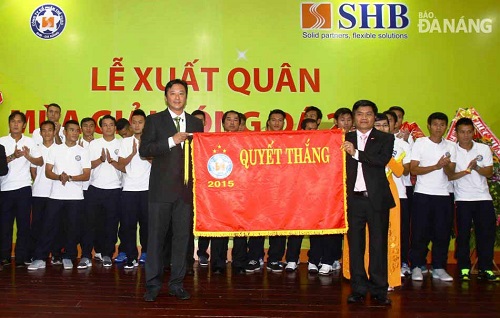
30, 4, 66, 40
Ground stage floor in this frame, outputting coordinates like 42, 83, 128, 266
0, 261, 498, 317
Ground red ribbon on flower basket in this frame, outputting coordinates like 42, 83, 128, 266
446, 108, 500, 158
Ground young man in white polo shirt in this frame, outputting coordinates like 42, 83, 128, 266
32, 103, 64, 146
116, 109, 151, 269
409, 112, 456, 282
448, 118, 499, 282
79, 115, 123, 268
29, 121, 57, 263
28, 120, 91, 270
0, 111, 42, 267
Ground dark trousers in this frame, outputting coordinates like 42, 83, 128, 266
81, 186, 120, 259
210, 237, 228, 269
267, 236, 286, 263
409, 193, 452, 269
145, 199, 191, 293
197, 237, 210, 258
308, 235, 322, 265
30, 197, 49, 259
347, 195, 389, 298
120, 190, 149, 260
456, 200, 496, 271
232, 237, 248, 268
308, 234, 344, 265
0, 186, 32, 262
247, 236, 265, 261
400, 198, 410, 264
34, 199, 82, 260
285, 235, 303, 263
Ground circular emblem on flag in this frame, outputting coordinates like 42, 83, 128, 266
30, 4, 66, 40
207, 154, 233, 179
75, 155, 81, 161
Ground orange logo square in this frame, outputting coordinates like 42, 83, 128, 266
301, 2, 332, 29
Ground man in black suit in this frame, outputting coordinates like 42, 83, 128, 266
341, 100, 395, 306
139, 79, 204, 302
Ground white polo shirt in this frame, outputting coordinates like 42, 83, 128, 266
453, 141, 493, 201
88, 138, 122, 189
0, 134, 41, 191
78, 139, 92, 191
119, 136, 151, 191
47, 143, 91, 200
411, 137, 456, 196
31, 143, 56, 198
392, 138, 411, 199
32, 127, 65, 146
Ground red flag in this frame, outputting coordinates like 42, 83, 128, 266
193, 129, 347, 236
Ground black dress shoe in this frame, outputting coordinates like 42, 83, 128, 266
347, 293, 365, 304
169, 288, 191, 300
372, 295, 392, 306
143, 289, 159, 302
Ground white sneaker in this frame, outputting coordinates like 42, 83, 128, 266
62, 259, 73, 270
332, 260, 341, 271
27, 260, 46, 271
285, 262, 298, 272
432, 268, 453, 282
401, 263, 411, 277
319, 264, 333, 276
308, 263, 319, 274
93, 253, 103, 262
259, 258, 264, 268
77, 257, 92, 269
411, 267, 423, 281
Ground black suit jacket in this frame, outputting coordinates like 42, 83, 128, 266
345, 129, 395, 212
0, 144, 8, 177
139, 109, 204, 203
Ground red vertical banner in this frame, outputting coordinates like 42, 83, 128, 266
192, 129, 347, 236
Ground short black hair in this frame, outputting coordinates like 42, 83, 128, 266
301, 118, 318, 130
99, 114, 116, 127
164, 79, 188, 97
116, 118, 130, 131
388, 106, 405, 116
455, 117, 474, 131
40, 120, 55, 130
191, 110, 206, 120
9, 111, 26, 124
304, 106, 323, 120
64, 120, 80, 129
375, 113, 389, 123
222, 110, 241, 124
80, 117, 96, 126
238, 112, 247, 122
352, 100, 377, 114
267, 109, 286, 121
427, 112, 448, 126
131, 109, 147, 120
47, 103, 61, 112
334, 107, 352, 120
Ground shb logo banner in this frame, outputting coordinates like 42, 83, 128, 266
301, 3, 332, 29
30, 4, 66, 40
